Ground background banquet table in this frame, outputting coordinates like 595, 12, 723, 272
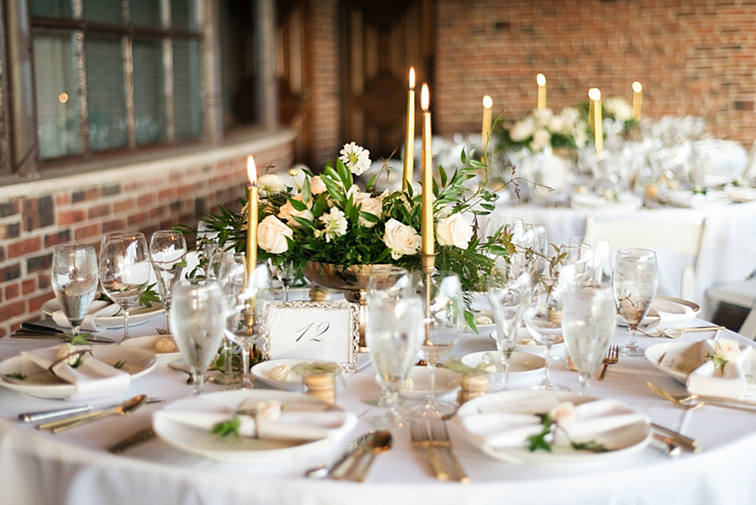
2, 310, 756, 505
487, 199, 756, 317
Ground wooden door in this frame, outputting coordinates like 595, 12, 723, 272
339, 0, 434, 160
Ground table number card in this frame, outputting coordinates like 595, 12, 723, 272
259, 301, 360, 372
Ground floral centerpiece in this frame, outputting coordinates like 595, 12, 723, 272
498, 107, 588, 154
192, 142, 516, 329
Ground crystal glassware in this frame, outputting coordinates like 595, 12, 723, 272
51, 244, 99, 337
568, 235, 613, 285
614, 249, 658, 356
486, 266, 531, 390
211, 250, 247, 386
99, 232, 152, 340
197, 221, 219, 277
269, 259, 295, 301
410, 272, 465, 419
149, 230, 188, 331
562, 280, 616, 395
170, 279, 228, 394
364, 295, 424, 429
522, 297, 568, 391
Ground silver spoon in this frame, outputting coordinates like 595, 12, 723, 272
353, 430, 392, 482
305, 432, 372, 478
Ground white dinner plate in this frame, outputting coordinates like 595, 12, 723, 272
489, 328, 566, 356
465, 309, 496, 335
120, 335, 181, 363
664, 189, 731, 208
460, 351, 545, 381
251, 359, 344, 391
616, 296, 700, 327
0, 346, 157, 399
645, 341, 756, 394
152, 389, 356, 463
377, 366, 461, 401
41, 299, 164, 329
453, 390, 651, 466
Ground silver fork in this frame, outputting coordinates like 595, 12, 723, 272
598, 345, 619, 381
429, 420, 469, 483
410, 421, 448, 481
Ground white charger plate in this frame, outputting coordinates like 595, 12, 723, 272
152, 389, 356, 463
0, 346, 157, 399
42, 299, 164, 330
120, 335, 181, 363
460, 351, 545, 381
453, 390, 651, 466
645, 340, 756, 394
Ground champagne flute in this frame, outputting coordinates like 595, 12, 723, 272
269, 259, 295, 301
410, 272, 464, 419
51, 244, 99, 337
562, 280, 616, 395
614, 249, 658, 356
99, 232, 151, 340
365, 294, 424, 429
486, 265, 531, 390
211, 250, 247, 386
170, 279, 228, 394
149, 230, 187, 330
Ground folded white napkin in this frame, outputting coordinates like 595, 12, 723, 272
153, 398, 357, 442
459, 397, 647, 452
686, 335, 754, 399
21, 343, 130, 400
52, 300, 121, 332
645, 298, 696, 329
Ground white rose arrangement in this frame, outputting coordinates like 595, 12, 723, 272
707, 338, 741, 371
502, 106, 588, 153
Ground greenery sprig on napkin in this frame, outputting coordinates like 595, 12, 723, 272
526, 402, 609, 453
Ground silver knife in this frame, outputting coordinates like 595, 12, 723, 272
11, 330, 117, 344
108, 426, 156, 454
18, 397, 163, 423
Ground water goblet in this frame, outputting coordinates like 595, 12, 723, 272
149, 230, 188, 330
410, 272, 465, 419
211, 250, 247, 386
197, 221, 219, 277
486, 267, 531, 390
364, 295, 424, 429
562, 280, 616, 395
522, 297, 569, 391
169, 279, 228, 394
51, 244, 99, 337
99, 232, 152, 340
568, 235, 613, 285
614, 249, 658, 357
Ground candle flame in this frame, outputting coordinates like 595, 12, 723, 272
588, 88, 601, 101
409, 67, 416, 90
421, 83, 430, 111
247, 155, 257, 184
483, 95, 493, 108
536, 73, 546, 86
632, 81, 643, 93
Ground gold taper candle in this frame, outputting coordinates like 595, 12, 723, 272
421, 83, 434, 255
481, 95, 493, 165
403, 68, 416, 191
246, 155, 258, 275
536, 73, 547, 109
632, 81, 643, 120
589, 88, 603, 155
588, 88, 595, 131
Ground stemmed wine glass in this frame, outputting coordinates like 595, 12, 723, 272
51, 244, 99, 337
568, 235, 613, 284
410, 272, 465, 419
149, 230, 187, 331
486, 262, 531, 390
614, 249, 658, 356
268, 260, 295, 301
170, 279, 228, 394
197, 221, 219, 277
211, 250, 247, 386
562, 280, 616, 395
99, 232, 152, 340
365, 291, 424, 429
522, 296, 568, 391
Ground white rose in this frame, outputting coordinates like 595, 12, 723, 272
310, 175, 327, 195
258, 215, 293, 254
560, 106, 580, 125
549, 401, 577, 425
530, 128, 551, 152
548, 115, 565, 134
509, 117, 535, 142
255, 400, 282, 421
604, 97, 633, 122
383, 218, 421, 259
257, 174, 286, 194
278, 194, 313, 226
714, 339, 740, 362
436, 213, 473, 249
533, 107, 553, 127
357, 197, 382, 228
347, 184, 361, 200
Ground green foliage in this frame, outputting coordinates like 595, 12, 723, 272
211, 416, 241, 438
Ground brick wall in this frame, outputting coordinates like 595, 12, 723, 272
434, 0, 756, 145
0, 132, 294, 337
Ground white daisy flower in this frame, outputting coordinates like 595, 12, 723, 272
316, 207, 348, 242
339, 142, 371, 176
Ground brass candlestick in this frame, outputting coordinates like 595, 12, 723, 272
420, 253, 437, 346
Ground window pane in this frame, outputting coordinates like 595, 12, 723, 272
130, 0, 162, 28
133, 38, 166, 145
31, 0, 73, 18
171, 0, 198, 31
85, 34, 128, 151
82, 0, 123, 24
33, 28, 82, 160
173, 39, 202, 139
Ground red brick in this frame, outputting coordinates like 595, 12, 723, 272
28, 293, 52, 313
38, 273, 51, 290
88, 204, 110, 219
74, 223, 101, 240
4, 283, 19, 300
58, 210, 85, 226
22, 279, 35, 295
0, 300, 25, 322
8, 236, 42, 258
102, 219, 127, 233
114, 199, 134, 213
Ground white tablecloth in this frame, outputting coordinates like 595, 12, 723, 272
488, 200, 756, 317
2, 311, 756, 505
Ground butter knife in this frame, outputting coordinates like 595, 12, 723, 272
650, 423, 698, 452
108, 426, 156, 454
19, 397, 163, 424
